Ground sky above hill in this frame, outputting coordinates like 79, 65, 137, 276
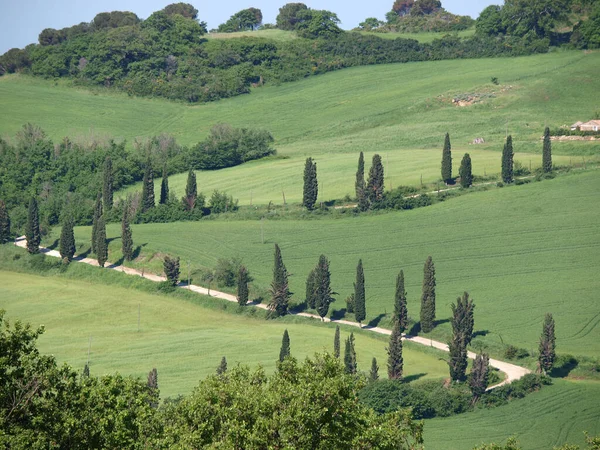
0, 0, 497, 54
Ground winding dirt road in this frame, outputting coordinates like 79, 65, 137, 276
14, 237, 530, 389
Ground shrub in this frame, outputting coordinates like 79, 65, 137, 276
214, 257, 242, 287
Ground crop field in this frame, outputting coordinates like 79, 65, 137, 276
0, 269, 449, 398
425, 379, 600, 449
67, 171, 600, 358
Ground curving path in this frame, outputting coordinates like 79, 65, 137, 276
14, 237, 530, 389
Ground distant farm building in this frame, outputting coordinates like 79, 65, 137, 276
571, 120, 600, 131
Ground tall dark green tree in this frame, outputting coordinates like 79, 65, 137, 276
103, 156, 113, 210
59, 216, 76, 261
501, 135, 514, 183
25, 197, 41, 254
269, 244, 291, 317
302, 157, 318, 210
147, 368, 158, 391
387, 320, 404, 380
183, 168, 197, 211
305, 268, 318, 309
448, 293, 475, 382
279, 329, 290, 362
216, 356, 228, 375
542, 127, 552, 173
356, 152, 369, 211
159, 165, 169, 205
369, 357, 379, 382
315, 254, 335, 320
366, 154, 384, 206
538, 313, 556, 374
459, 153, 473, 188
0, 200, 11, 244
394, 270, 408, 332
91, 193, 102, 254
420, 256, 436, 333
141, 159, 155, 212
441, 133, 453, 183
469, 353, 490, 401
237, 265, 250, 306
354, 259, 366, 326
95, 216, 108, 267
163, 256, 180, 286
333, 325, 340, 358
121, 208, 133, 262
344, 332, 357, 374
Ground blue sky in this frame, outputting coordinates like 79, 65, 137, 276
0, 0, 497, 54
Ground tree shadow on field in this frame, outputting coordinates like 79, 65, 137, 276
132, 244, 146, 260
550, 355, 579, 378
407, 322, 421, 336
367, 314, 387, 328
289, 302, 307, 313
403, 373, 427, 383
472, 330, 490, 338
330, 308, 347, 321
434, 318, 450, 327
47, 239, 59, 250
77, 247, 92, 258
111, 256, 125, 267
106, 236, 120, 245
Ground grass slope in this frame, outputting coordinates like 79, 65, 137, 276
0, 269, 448, 398
425, 380, 600, 449
68, 171, 600, 358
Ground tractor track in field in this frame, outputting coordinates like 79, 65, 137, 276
14, 236, 530, 390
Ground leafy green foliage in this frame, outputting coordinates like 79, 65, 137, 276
420, 256, 436, 333
302, 157, 318, 210
459, 153, 473, 188
208, 190, 236, 214
354, 259, 366, 324
0, 200, 11, 244
276, 3, 309, 30
25, 197, 40, 254
214, 257, 242, 287
539, 313, 556, 373
217, 8, 263, 32
163, 255, 180, 286
469, 353, 490, 401
296, 10, 343, 39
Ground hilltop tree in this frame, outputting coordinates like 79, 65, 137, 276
141, 159, 155, 212
354, 259, 366, 326
394, 270, 408, 332
279, 329, 291, 362
302, 157, 318, 210
538, 313, 556, 374
237, 265, 250, 306
0, 200, 11, 244
59, 216, 76, 261
163, 3, 198, 19
392, 0, 415, 16
96, 216, 108, 267
216, 356, 228, 375
441, 133, 452, 183
269, 244, 291, 317
276, 2, 309, 30
543, 127, 552, 173
387, 320, 404, 380
91, 193, 102, 254
121, 208, 133, 261
411, 0, 442, 16
333, 325, 340, 358
344, 332, 357, 374
448, 293, 475, 382
163, 256, 180, 286
315, 254, 335, 320
369, 357, 379, 382
469, 353, 490, 401
459, 153, 473, 188
501, 135, 514, 183
103, 156, 113, 210
420, 256, 436, 333
183, 168, 197, 211
305, 268, 318, 309
25, 197, 41, 254
160, 165, 169, 205
366, 154, 384, 206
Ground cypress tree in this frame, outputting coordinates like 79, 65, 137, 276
394, 270, 408, 333
0, 200, 11, 244
369, 357, 379, 382
141, 159, 155, 212
279, 329, 290, 362
344, 332, 357, 374
96, 216, 108, 268
163, 256, 180, 286
333, 325, 340, 358
302, 157, 318, 210
315, 254, 335, 321
147, 368, 158, 408
237, 265, 250, 306
91, 193, 102, 254
448, 293, 474, 382
25, 197, 41, 254
441, 132, 452, 183
354, 259, 366, 326
121, 208, 133, 261
501, 135, 514, 183
448, 330, 468, 382
542, 127, 552, 173
387, 320, 404, 380
469, 353, 490, 402
102, 156, 113, 210
59, 216, 76, 261
216, 356, 228, 375
459, 153, 473, 188
458, 291, 475, 346
538, 313, 556, 374
83, 363, 90, 378
366, 154, 384, 206
269, 244, 291, 317
420, 256, 436, 333
183, 168, 197, 211
159, 165, 169, 205
305, 268, 318, 309
355, 151, 365, 199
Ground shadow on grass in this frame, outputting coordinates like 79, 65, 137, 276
407, 322, 421, 336
289, 302, 307, 314
132, 244, 146, 260
550, 355, 579, 378
77, 247, 92, 259
330, 308, 347, 321
367, 313, 387, 328
403, 373, 427, 383
47, 239, 59, 250
472, 330, 490, 338
434, 318, 450, 327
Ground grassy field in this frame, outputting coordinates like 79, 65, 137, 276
425, 379, 600, 449
356, 28, 476, 42
67, 170, 600, 358
0, 269, 449, 398
207, 29, 299, 41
